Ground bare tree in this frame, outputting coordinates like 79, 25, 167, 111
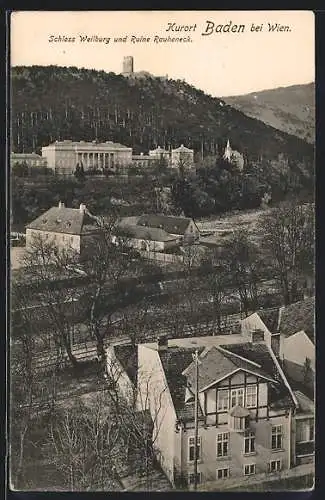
105, 356, 169, 490
10, 307, 58, 488
259, 202, 314, 305
114, 300, 155, 346
222, 231, 263, 317
80, 217, 149, 365
200, 248, 230, 333
14, 236, 84, 368
47, 392, 122, 491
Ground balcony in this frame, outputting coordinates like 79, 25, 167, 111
228, 406, 251, 432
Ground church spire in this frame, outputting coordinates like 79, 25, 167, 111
223, 139, 232, 161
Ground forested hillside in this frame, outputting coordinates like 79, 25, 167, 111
11, 66, 313, 165
223, 83, 315, 143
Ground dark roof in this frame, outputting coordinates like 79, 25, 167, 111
159, 341, 295, 422
222, 342, 294, 407
114, 344, 138, 385
116, 224, 179, 242
137, 214, 194, 235
158, 346, 205, 421
184, 345, 276, 393
279, 297, 315, 342
220, 343, 279, 381
258, 308, 280, 332
283, 359, 314, 401
26, 207, 98, 235
294, 390, 314, 414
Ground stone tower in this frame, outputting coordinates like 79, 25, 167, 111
122, 56, 134, 75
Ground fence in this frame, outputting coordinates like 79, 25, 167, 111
139, 250, 183, 265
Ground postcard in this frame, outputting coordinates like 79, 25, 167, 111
9, 10, 315, 492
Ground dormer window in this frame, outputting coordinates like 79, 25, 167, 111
229, 406, 250, 432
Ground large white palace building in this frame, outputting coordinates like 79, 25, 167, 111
12, 140, 196, 175
41, 140, 133, 175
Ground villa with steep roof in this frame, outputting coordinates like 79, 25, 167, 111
109, 327, 314, 489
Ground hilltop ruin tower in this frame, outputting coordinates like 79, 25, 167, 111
122, 56, 134, 76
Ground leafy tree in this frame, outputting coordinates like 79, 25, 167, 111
12, 161, 29, 177
74, 162, 85, 180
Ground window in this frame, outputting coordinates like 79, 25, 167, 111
188, 436, 201, 462
188, 472, 202, 485
244, 464, 256, 476
217, 389, 229, 411
246, 385, 257, 408
216, 432, 229, 457
271, 425, 283, 450
216, 468, 229, 479
296, 419, 314, 443
244, 431, 255, 454
269, 459, 282, 472
231, 388, 244, 407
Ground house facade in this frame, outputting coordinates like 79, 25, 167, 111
26, 202, 100, 257
114, 217, 181, 253
131, 153, 157, 169
241, 300, 315, 468
41, 140, 133, 175
135, 331, 309, 489
114, 214, 200, 253
171, 145, 194, 169
136, 214, 200, 244
149, 146, 171, 163
11, 152, 48, 168
241, 298, 315, 371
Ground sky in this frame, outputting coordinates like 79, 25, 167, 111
11, 10, 314, 97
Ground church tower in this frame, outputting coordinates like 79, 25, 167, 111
223, 139, 232, 161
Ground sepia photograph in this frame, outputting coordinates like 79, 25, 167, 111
9, 10, 315, 492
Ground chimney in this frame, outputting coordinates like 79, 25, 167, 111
79, 203, 86, 213
58, 201, 65, 209
157, 335, 168, 351
271, 333, 281, 359
250, 329, 265, 343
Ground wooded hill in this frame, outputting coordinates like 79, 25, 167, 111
11, 65, 313, 166
223, 83, 315, 144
